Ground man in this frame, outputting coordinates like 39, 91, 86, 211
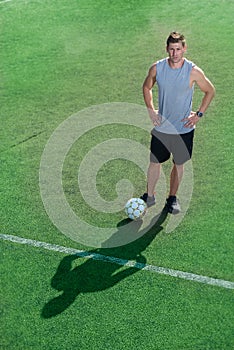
141, 32, 215, 214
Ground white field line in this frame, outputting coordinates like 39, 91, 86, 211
1, 233, 234, 290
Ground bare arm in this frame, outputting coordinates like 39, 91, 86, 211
143, 64, 156, 109
193, 66, 215, 113
143, 64, 161, 126
183, 66, 215, 128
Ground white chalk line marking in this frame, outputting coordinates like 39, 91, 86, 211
1, 233, 234, 290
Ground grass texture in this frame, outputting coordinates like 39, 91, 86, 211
1, 0, 234, 349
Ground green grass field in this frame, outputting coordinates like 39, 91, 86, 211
1, 0, 234, 349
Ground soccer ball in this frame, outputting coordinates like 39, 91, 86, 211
124, 197, 147, 220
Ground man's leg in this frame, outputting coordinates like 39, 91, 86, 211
147, 162, 161, 197
169, 163, 184, 196
141, 162, 161, 207
169, 130, 194, 197
166, 163, 184, 214
142, 132, 169, 207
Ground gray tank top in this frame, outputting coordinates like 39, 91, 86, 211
155, 58, 195, 134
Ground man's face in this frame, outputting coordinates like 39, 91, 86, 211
166, 42, 186, 64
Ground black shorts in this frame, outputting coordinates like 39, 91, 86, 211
150, 129, 194, 165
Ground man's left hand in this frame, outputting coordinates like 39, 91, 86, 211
181, 111, 200, 128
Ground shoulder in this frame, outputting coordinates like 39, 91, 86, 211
190, 64, 215, 93
151, 58, 167, 69
148, 62, 157, 77
191, 65, 206, 82
156, 58, 167, 68
183, 58, 196, 71
147, 58, 167, 78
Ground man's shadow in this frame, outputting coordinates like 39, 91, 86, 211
41, 209, 168, 318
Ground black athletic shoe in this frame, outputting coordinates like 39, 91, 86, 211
140, 193, 156, 208
165, 196, 181, 214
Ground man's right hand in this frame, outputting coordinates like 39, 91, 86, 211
148, 109, 161, 126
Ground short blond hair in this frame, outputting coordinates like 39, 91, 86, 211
166, 32, 186, 47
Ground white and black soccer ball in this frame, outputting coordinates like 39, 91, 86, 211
124, 197, 147, 220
